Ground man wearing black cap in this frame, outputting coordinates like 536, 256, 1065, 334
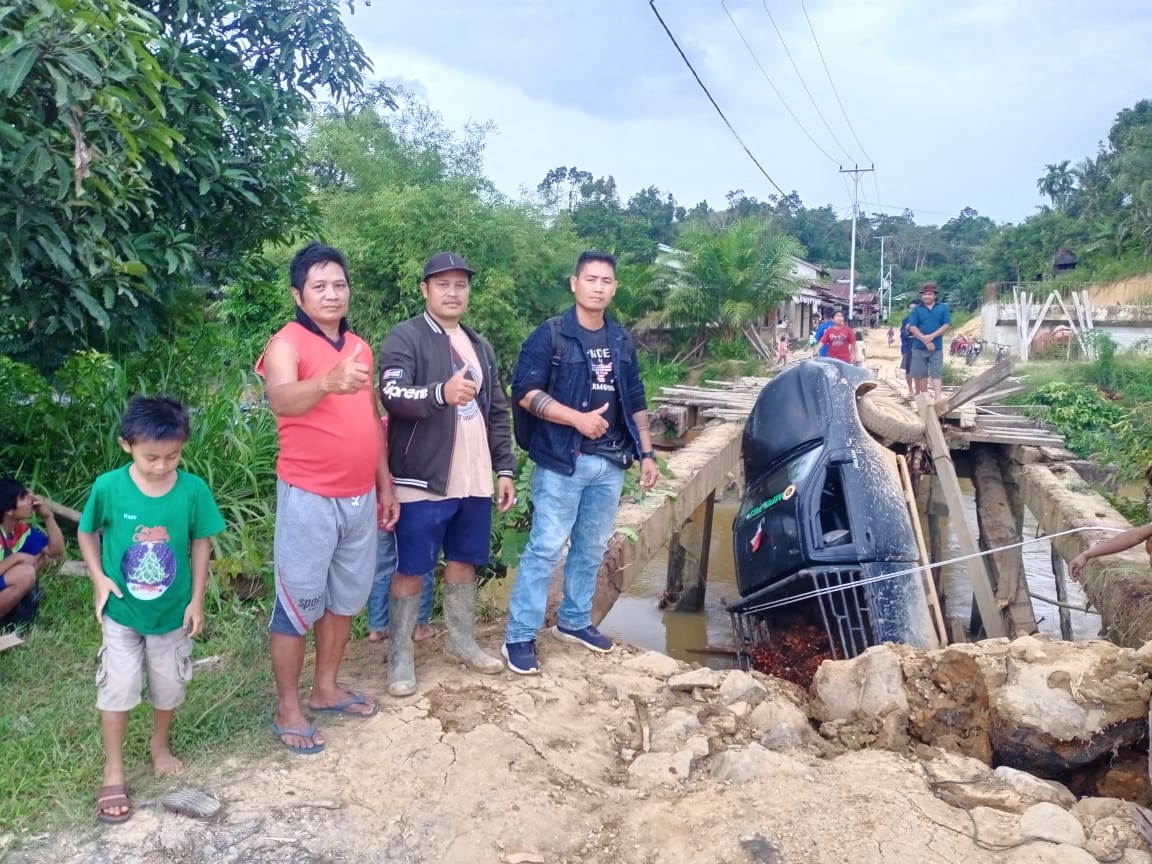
377, 252, 516, 697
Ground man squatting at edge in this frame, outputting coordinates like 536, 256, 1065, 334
502, 251, 659, 675
256, 242, 400, 755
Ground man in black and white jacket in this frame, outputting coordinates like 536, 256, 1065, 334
378, 252, 516, 697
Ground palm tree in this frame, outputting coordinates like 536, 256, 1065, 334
1036, 160, 1075, 211
662, 218, 803, 360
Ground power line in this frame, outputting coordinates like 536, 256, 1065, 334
648, 0, 787, 197
719, 0, 839, 167
760, 1, 857, 164
800, 0, 874, 164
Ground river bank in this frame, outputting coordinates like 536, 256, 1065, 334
13, 630, 1152, 864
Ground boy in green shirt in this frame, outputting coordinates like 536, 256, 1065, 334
78, 396, 225, 824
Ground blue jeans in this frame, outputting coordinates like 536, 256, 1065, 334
367, 530, 434, 630
505, 455, 625, 644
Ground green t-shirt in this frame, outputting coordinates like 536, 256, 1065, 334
79, 466, 225, 635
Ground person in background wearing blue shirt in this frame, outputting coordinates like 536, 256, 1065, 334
907, 283, 951, 402
812, 307, 835, 357
898, 301, 918, 398
0, 477, 64, 629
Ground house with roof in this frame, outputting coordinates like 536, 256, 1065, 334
816, 269, 877, 327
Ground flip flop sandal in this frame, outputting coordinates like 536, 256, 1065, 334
308, 689, 379, 717
270, 720, 325, 755
96, 784, 131, 825
161, 788, 222, 820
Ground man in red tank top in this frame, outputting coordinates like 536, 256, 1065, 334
256, 243, 399, 755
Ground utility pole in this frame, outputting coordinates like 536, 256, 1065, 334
839, 165, 874, 323
877, 235, 893, 320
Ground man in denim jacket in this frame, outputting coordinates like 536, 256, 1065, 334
502, 251, 659, 674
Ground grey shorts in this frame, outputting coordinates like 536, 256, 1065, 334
96, 618, 192, 712
909, 348, 943, 380
271, 480, 377, 636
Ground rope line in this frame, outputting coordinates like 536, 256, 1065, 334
737, 525, 1125, 615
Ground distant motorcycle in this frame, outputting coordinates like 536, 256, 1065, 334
964, 341, 983, 366
950, 335, 973, 356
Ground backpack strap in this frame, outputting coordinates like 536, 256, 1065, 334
544, 315, 564, 395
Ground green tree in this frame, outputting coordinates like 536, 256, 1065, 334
0, 0, 370, 369
1037, 160, 1076, 211
663, 218, 803, 359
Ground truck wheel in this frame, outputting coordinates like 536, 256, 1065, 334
856, 393, 924, 444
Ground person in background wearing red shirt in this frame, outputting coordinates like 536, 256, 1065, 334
819, 311, 857, 364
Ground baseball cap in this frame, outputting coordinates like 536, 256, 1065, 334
422, 252, 476, 280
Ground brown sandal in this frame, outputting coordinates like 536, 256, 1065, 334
96, 783, 131, 824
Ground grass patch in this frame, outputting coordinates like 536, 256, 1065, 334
0, 571, 273, 838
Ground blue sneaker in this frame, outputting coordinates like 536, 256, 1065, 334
502, 640, 540, 675
551, 624, 614, 654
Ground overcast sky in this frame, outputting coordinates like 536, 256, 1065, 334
344, 0, 1152, 226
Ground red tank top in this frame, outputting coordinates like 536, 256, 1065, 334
256, 322, 380, 497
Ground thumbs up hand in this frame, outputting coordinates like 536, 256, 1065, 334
324, 342, 371, 394
573, 402, 610, 438
444, 364, 478, 406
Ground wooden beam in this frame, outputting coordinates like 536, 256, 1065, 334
947, 431, 1065, 446
969, 384, 1027, 405
895, 450, 946, 648
918, 396, 1005, 638
972, 446, 1038, 638
935, 356, 1015, 416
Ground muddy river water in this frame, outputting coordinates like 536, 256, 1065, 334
599, 485, 1098, 667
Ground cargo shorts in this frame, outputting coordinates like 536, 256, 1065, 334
96, 618, 193, 712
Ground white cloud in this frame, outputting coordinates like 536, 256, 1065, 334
346, 0, 1152, 225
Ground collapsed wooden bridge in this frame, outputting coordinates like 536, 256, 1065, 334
607, 356, 1149, 652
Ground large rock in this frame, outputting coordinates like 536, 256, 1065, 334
992, 767, 1077, 810
621, 651, 682, 679
718, 670, 767, 706
811, 645, 909, 722
708, 746, 814, 784
1020, 802, 1088, 848
929, 766, 1075, 815
668, 668, 723, 691
977, 636, 1152, 775
650, 707, 701, 752
748, 698, 811, 751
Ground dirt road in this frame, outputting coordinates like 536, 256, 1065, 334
11, 631, 1102, 864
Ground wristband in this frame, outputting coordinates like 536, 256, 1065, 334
640, 451, 656, 461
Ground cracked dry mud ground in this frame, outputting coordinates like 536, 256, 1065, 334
11, 629, 1052, 864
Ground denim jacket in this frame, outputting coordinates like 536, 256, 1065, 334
511, 306, 648, 476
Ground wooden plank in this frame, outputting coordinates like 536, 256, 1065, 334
895, 450, 946, 648
969, 384, 1026, 404
947, 430, 1064, 446
935, 357, 1015, 416
1051, 546, 1074, 640
918, 395, 1005, 638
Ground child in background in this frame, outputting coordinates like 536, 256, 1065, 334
0, 477, 64, 629
776, 336, 788, 369
886, 327, 895, 348
78, 396, 225, 824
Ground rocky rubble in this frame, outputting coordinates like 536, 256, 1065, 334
9, 634, 1152, 864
